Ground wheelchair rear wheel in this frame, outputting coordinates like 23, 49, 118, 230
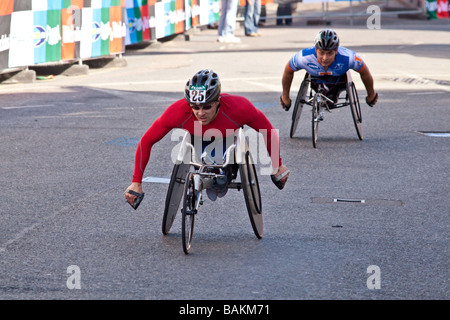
239, 150, 263, 239
290, 74, 309, 138
349, 82, 363, 140
162, 163, 191, 235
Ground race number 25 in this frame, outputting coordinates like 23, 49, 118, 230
189, 85, 207, 103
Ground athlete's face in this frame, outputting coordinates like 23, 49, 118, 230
316, 48, 338, 69
191, 100, 220, 125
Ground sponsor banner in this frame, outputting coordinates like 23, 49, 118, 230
109, 4, 126, 54
125, 0, 219, 44
426, 0, 438, 19
46, 9, 63, 63
8, 10, 34, 68
198, 0, 209, 26
154, 1, 165, 39
100, 6, 111, 57
0, 1, 14, 16
426, 0, 449, 19
125, 0, 143, 44
0, 14, 11, 70
141, 0, 151, 41
153, 0, 182, 40
189, 0, 200, 27
302, 0, 362, 2
239, 0, 273, 5
0, 0, 13, 70
79, 7, 93, 59
148, 1, 156, 40
160, 0, 184, 37
437, 0, 449, 18
62, 5, 76, 60
1, 0, 218, 72
90, 7, 102, 57
207, 0, 219, 25
62, 0, 84, 60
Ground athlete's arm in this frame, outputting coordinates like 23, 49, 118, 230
358, 65, 378, 106
125, 101, 190, 206
281, 63, 295, 109
125, 118, 172, 206
248, 109, 289, 186
350, 49, 378, 106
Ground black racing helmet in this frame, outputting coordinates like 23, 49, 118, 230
314, 29, 339, 50
184, 69, 221, 105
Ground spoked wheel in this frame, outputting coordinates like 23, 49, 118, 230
162, 163, 190, 235
312, 94, 320, 148
290, 75, 310, 138
182, 172, 197, 254
239, 151, 263, 239
348, 82, 363, 140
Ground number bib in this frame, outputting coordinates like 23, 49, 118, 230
189, 85, 207, 104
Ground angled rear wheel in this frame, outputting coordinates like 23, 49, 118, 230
349, 82, 363, 140
290, 75, 310, 138
239, 151, 263, 239
162, 163, 190, 235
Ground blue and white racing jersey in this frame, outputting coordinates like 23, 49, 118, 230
288, 46, 365, 78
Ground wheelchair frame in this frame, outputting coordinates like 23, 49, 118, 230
162, 128, 263, 254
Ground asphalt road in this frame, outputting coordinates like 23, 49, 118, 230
0, 4, 449, 303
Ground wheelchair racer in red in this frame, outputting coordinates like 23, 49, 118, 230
125, 69, 290, 208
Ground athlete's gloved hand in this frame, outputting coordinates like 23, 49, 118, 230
271, 165, 290, 190
280, 96, 292, 111
366, 92, 378, 107
125, 183, 144, 210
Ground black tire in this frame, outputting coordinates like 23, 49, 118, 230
290, 75, 309, 138
182, 172, 196, 254
162, 163, 190, 235
349, 82, 363, 140
312, 94, 320, 148
239, 151, 263, 239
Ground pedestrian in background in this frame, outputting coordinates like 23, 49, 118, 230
244, 0, 261, 36
218, 0, 241, 43
276, 0, 296, 26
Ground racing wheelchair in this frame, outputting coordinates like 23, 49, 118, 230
161, 128, 262, 254
289, 71, 363, 148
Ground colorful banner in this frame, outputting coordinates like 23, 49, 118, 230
0, 0, 219, 71
124, 0, 219, 44
437, 0, 449, 18
425, 0, 449, 19
0, 0, 14, 70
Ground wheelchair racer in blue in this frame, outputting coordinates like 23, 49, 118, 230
280, 29, 378, 112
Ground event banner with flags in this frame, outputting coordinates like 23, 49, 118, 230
124, 0, 219, 45
1, 0, 127, 70
0, 0, 220, 71
426, 0, 449, 19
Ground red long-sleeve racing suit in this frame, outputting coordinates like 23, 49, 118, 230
132, 93, 282, 183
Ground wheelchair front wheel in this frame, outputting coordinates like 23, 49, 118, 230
182, 172, 196, 254
349, 82, 363, 140
239, 151, 263, 239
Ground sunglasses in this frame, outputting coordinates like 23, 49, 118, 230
190, 101, 218, 111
